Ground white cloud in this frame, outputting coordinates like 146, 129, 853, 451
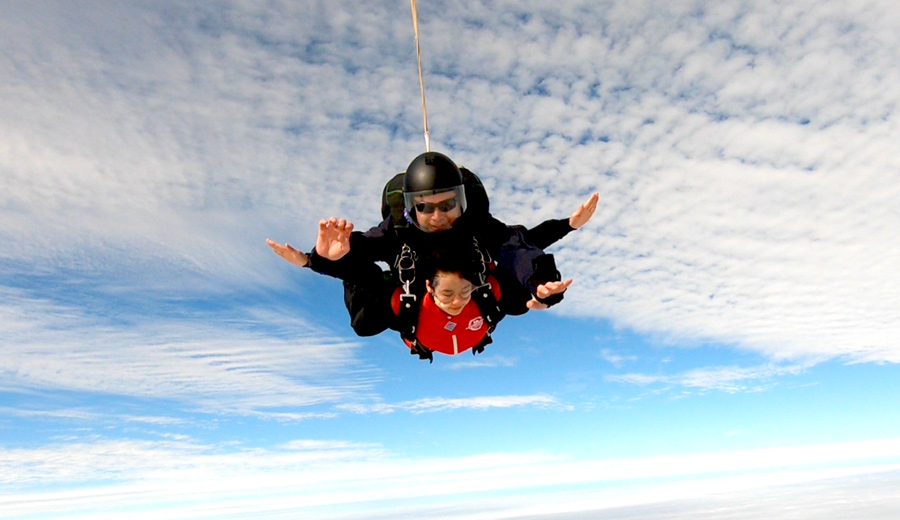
410, 0, 900, 364
445, 355, 519, 370
0, 286, 372, 415
608, 362, 810, 393
3, 437, 900, 519
337, 394, 559, 415
599, 348, 638, 368
3, 0, 900, 369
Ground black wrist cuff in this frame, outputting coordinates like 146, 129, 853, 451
529, 254, 565, 307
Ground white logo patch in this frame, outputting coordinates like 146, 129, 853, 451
467, 317, 484, 331
444, 321, 457, 331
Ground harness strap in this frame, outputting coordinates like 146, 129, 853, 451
395, 244, 420, 343
394, 243, 433, 362
471, 284, 501, 330
398, 291, 418, 338
469, 238, 502, 339
394, 238, 501, 360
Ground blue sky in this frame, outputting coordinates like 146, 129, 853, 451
3, 0, 900, 518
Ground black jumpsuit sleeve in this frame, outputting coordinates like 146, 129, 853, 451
491, 265, 531, 316
524, 218, 575, 250
305, 217, 402, 338
307, 216, 399, 281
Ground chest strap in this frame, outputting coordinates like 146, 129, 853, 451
395, 244, 419, 340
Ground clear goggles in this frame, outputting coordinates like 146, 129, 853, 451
404, 186, 467, 216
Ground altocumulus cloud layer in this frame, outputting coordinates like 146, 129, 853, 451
3, 0, 898, 371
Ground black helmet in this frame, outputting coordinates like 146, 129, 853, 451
404, 152, 464, 193
403, 152, 468, 226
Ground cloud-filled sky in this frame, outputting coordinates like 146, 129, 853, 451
3, 0, 900, 518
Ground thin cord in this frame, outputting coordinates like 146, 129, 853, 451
409, 0, 430, 152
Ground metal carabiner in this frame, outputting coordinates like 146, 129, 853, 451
396, 244, 417, 286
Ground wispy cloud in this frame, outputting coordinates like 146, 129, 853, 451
599, 348, 639, 368
0, 285, 372, 416
608, 362, 810, 393
337, 394, 560, 415
445, 355, 520, 370
4, 437, 900, 519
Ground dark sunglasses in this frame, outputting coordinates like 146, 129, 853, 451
415, 197, 458, 214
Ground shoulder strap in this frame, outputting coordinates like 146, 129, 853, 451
394, 243, 418, 339
467, 238, 503, 354
393, 243, 434, 363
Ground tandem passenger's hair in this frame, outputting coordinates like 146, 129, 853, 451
425, 246, 477, 287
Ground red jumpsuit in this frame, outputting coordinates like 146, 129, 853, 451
391, 276, 502, 355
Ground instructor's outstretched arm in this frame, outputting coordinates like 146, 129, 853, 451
266, 239, 309, 268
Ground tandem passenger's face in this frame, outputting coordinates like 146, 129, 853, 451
427, 271, 474, 316
414, 191, 462, 232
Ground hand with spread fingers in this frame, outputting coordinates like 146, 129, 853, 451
316, 217, 354, 261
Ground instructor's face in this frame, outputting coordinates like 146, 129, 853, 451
414, 192, 462, 232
